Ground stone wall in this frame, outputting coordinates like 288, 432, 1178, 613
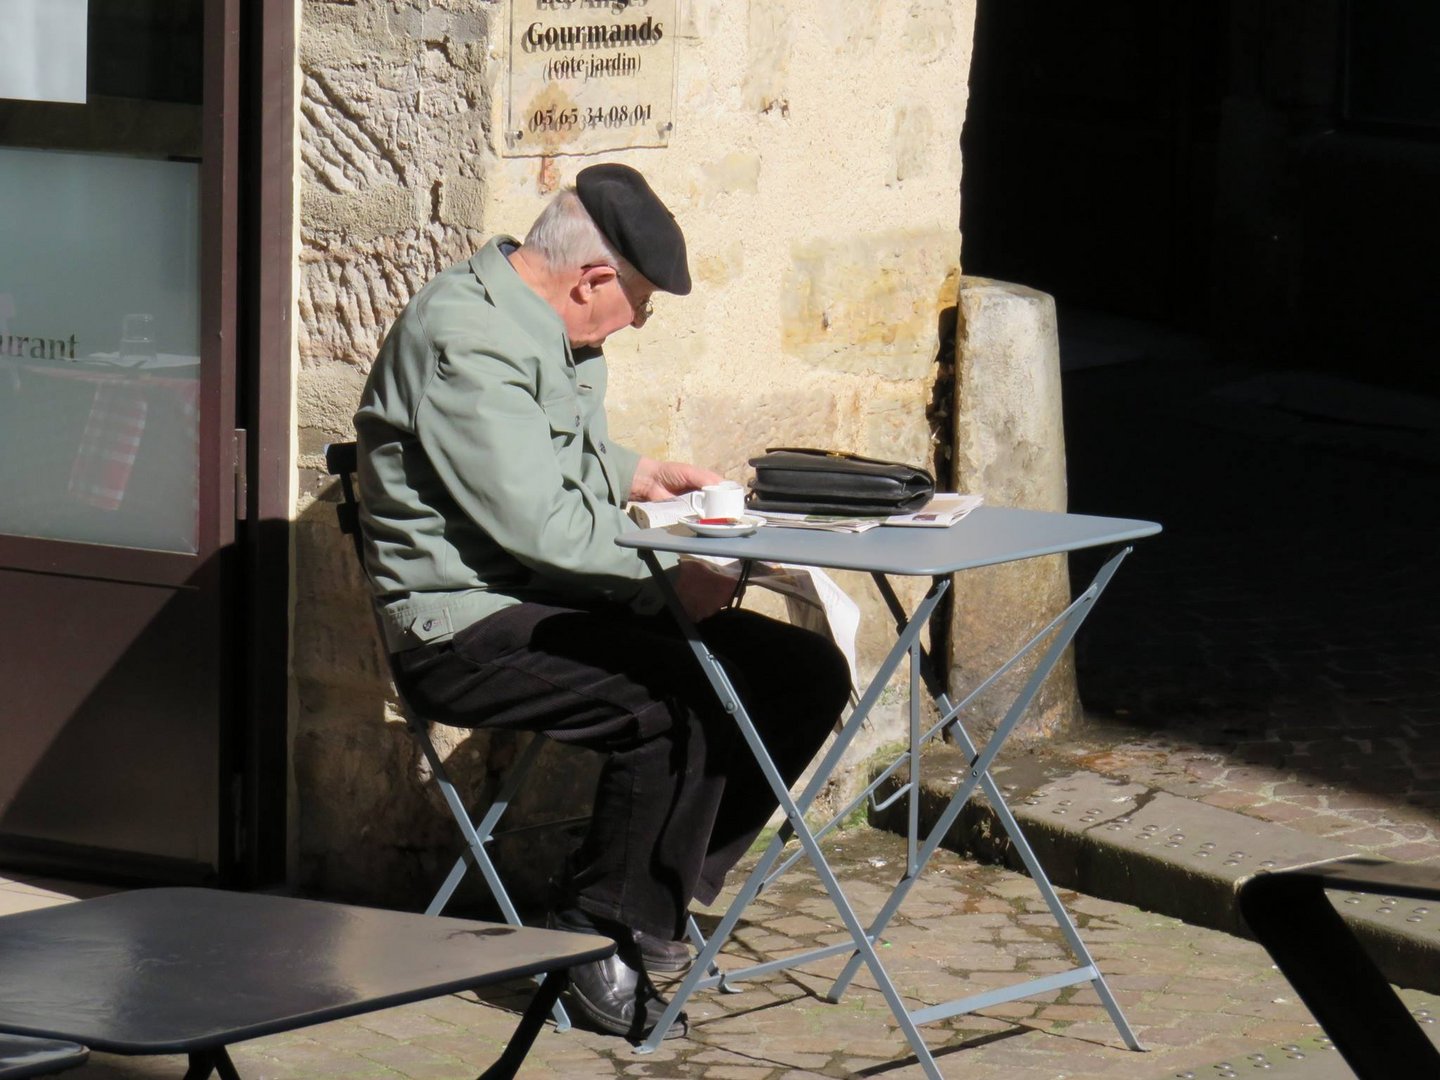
290, 0, 976, 907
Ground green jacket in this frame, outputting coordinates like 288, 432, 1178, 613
354, 236, 676, 652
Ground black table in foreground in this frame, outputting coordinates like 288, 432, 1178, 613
0, 887, 612, 1080
1239, 857, 1440, 1080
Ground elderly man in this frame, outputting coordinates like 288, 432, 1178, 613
354, 164, 849, 1041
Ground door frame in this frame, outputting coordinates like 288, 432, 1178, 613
236, 0, 297, 888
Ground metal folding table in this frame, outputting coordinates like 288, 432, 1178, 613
619, 505, 1161, 1077
0, 887, 612, 1080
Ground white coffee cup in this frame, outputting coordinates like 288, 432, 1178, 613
688, 481, 746, 520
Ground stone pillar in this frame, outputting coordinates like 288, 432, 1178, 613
948, 277, 1080, 740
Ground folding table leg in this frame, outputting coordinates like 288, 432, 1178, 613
634, 553, 952, 1077
640, 575, 942, 1014
826, 571, 1092, 997
907, 639, 922, 876
758, 567, 1032, 889
825, 548, 1142, 1051
940, 714, 1143, 1049
674, 629, 946, 1075
475, 969, 569, 1080
183, 1047, 240, 1080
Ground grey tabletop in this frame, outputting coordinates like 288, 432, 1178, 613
618, 505, 1161, 576
0, 887, 611, 1054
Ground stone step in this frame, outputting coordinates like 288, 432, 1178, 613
1155, 992, 1439, 1079
868, 746, 1440, 993
1166, 1037, 1353, 1080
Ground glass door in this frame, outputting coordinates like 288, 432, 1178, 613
0, 2, 205, 552
0, 0, 241, 882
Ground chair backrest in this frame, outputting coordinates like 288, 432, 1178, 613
324, 441, 366, 566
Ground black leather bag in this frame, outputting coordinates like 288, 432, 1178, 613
746, 448, 935, 516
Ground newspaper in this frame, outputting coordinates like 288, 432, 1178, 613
628, 497, 862, 694
754, 492, 984, 533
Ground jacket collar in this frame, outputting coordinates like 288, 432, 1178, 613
470, 236, 573, 359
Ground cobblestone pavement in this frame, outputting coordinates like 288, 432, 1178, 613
42, 824, 1435, 1080
19, 338, 1440, 1079
1056, 345, 1440, 867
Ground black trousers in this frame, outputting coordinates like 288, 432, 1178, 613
393, 601, 850, 940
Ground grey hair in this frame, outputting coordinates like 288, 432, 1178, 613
523, 187, 635, 276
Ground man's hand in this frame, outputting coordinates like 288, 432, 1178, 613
672, 559, 738, 623
630, 456, 723, 502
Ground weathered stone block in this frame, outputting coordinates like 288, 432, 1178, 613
890, 104, 934, 185
299, 73, 405, 194
781, 229, 960, 381
602, 382, 677, 463
954, 278, 1067, 507
949, 555, 1079, 738
685, 385, 841, 481
904, 0, 965, 60
298, 225, 485, 365
436, 176, 487, 231
699, 152, 762, 201
297, 362, 369, 435
860, 379, 932, 467
693, 239, 746, 288
744, 1, 795, 113
302, 185, 420, 238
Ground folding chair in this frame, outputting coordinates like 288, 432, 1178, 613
324, 441, 579, 1030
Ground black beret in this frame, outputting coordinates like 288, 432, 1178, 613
575, 163, 692, 296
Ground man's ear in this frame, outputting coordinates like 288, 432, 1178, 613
575, 264, 617, 302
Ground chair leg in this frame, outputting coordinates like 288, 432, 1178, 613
412, 726, 572, 1031
426, 849, 474, 917
420, 730, 545, 927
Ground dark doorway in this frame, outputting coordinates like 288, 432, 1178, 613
959, 1, 1440, 812
961, 0, 1440, 396
960, 1, 1227, 329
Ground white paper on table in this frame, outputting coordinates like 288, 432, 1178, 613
628, 497, 863, 699
0, 0, 88, 105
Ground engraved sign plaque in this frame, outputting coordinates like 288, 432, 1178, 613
506, 0, 676, 157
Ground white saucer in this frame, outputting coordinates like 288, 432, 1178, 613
682, 514, 764, 538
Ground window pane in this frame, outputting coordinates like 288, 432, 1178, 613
0, 2, 203, 553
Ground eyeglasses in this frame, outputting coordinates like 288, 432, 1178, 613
619, 273, 655, 323
586, 263, 654, 324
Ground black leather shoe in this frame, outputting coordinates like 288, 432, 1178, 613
550, 906, 691, 973
633, 928, 692, 973
549, 908, 688, 1041
565, 951, 688, 1042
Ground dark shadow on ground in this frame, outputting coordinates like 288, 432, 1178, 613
1058, 310, 1440, 817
